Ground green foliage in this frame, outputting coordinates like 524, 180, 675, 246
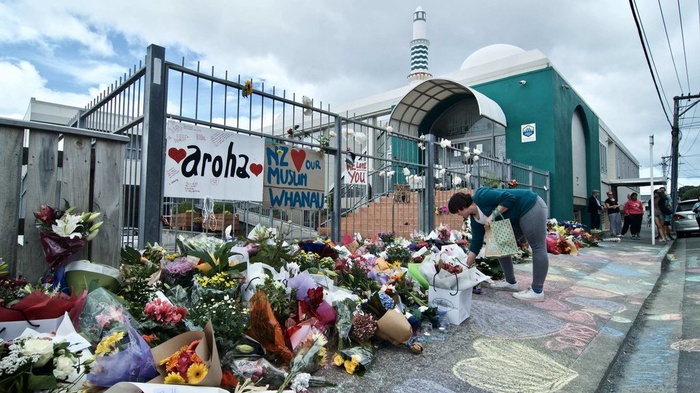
385, 244, 412, 265
258, 276, 298, 323
483, 173, 502, 188
679, 185, 700, 200
174, 200, 195, 213
247, 232, 297, 270
118, 246, 159, 321
176, 238, 245, 277
212, 201, 234, 214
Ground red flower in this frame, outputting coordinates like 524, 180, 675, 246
307, 287, 324, 308
220, 370, 238, 388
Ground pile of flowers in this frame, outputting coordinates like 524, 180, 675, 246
0, 200, 608, 392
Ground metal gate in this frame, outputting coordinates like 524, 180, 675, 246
71, 44, 549, 249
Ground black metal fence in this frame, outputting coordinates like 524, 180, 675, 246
70, 44, 549, 250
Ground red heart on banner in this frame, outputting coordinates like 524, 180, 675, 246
250, 163, 263, 176
290, 149, 306, 172
168, 148, 186, 163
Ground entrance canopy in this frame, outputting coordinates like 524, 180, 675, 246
608, 177, 666, 187
389, 79, 506, 136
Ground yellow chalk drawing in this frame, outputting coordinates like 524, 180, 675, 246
671, 338, 700, 352
452, 339, 578, 392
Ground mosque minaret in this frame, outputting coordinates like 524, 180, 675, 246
407, 6, 432, 83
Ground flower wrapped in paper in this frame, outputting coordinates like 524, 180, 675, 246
87, 317, 159, 387
277, 329, 334, 393
418, 245, 491, 291
245, 290, 294, 364
33, 204, 103, 278
150, 321, 222, 386
0, 289, 86, 340
231, 358, 332, 390
333, 345, 376, 375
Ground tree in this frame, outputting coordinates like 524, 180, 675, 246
679, 185, 700, 200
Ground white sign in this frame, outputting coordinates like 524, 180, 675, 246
521, 123, 536, 143
164, 121, 264, 200
344, 155, 368, 185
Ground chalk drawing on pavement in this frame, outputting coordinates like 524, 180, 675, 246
453, 339, 578, 392
610, 315, 632, 323
550, 310, 596, 325
565, 296, 626, 314
546, 322, 599, 354
531, 298, 569, 311
670, 338, 700, 352
601, 265, 650, 277
568, 285, 622, 298
646, 313, 681, 321
390, 378, 457, 393
470, 300, 566, 338
601, 326, 625, 336
685, 274, 700, 282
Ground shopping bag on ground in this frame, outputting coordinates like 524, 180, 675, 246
484, 212, 519, 257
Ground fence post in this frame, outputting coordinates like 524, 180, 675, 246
331, 117, 342, 243
424, 133, 435, 233
138, 45, 167, 248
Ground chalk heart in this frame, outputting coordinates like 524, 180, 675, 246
168, 147, 186, 164
249, 163, 263, 177
290, 149, 306, 172
453, 339, 578, 393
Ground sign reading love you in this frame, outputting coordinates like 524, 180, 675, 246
164, 120, 264, 200
262, 143, 325, 210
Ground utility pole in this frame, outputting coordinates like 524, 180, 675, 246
671, 94, 700, 213
661, 156, 671, 181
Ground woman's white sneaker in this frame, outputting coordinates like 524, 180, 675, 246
513, 287, 544, 301
489, 280, 519, 292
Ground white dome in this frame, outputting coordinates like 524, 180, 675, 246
460, 44, 526, 70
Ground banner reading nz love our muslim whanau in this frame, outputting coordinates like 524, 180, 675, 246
263, 143, 325, 210
164, 121, 264, 200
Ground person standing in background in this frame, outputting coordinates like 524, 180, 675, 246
621, 194, 632, 236
691, 196, 700, 229
623, 192, 644, 240
605, 191, 622, 237
587, 190, 603, 230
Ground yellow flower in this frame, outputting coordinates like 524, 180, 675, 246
344, 359, 358, 374
333, 354, 344, 367
242, 80, 253, 98
186, 362, 209, 384
317, 347, 327, 367
95, 331, 125, 356
164, 372, 186, 384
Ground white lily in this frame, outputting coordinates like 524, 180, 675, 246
52, 214, 83, 238
439, 139, 452, 148
402, 167, 411, 176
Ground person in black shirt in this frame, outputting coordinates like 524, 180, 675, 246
604, 191, 622, 237
587, 190, 603, 230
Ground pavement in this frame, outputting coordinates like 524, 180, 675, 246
312, 230, 675, 393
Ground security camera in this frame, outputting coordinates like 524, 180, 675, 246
519, 80, 527, 85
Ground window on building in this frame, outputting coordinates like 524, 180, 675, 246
599, 142, 607, 174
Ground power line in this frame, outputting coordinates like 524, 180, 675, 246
630, 0, 673, 125
675, 0, 691, 92
657, 0, 684, 92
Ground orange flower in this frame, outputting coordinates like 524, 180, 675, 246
220, 370, 238, 388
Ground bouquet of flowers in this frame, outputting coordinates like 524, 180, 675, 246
33, 204, 103, 273
86, 318, 159, 387
0, 336, 91, 392
151, 321, 222, 386
277, 329, 330, 393
332, 345, 376, 375
140, 298, 188, 346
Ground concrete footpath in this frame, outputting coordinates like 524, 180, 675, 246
314, 233, 673, 393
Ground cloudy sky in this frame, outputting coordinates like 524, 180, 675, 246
1, 0, 698, 191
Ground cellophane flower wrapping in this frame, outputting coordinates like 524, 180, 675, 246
87, 317, 159, 387
337, 345, 376, 375
0, 289, 87, 334
245, 289, 293, 363
78, 288, 139, 345
230, 358, 331, 389
39, 232, 85, 270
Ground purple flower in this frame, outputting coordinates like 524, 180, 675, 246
163, 258, 194, 276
